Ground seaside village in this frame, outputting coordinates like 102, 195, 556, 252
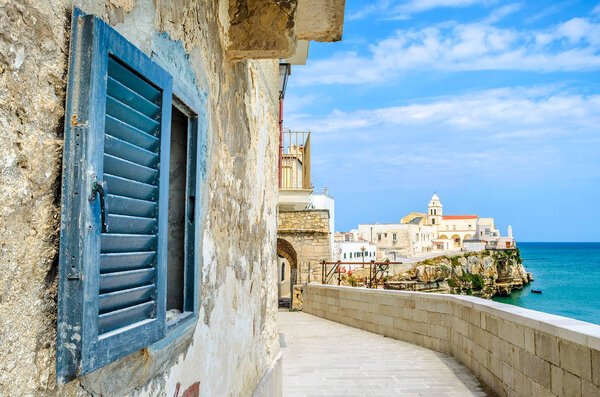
1, 2, 599, 397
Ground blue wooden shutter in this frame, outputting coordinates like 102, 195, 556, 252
57, 8, 172, 383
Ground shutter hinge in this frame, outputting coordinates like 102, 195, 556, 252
67, 272, 81, 280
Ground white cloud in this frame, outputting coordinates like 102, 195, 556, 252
349, 0, 490, 21
287, 86, 600, 139
483, 3, 522, 23
295, 18, 600, 86
282, 93, 324, 114
592, 4, 600, 15
288, 86, 600, 189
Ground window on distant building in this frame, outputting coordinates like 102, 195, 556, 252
453, 225, 456, 230
432, 218, 435, 224
378, 234, 381, 241
343, 253, 346, 259
392, 233, 397, 241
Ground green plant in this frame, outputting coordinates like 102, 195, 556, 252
347, 275, 358, 287
466, 288, 473, 296
458, 273, 484, 290
450, 256, 461, 267
447, 278, 458, 288
470, 274, 484, 290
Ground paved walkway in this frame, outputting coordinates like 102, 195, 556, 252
279, 311, 491, 397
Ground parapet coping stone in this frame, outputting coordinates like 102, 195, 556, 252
306, 284, 600, 351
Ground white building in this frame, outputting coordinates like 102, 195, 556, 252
402, 194, 500, 249
464, 221, 516, 251
355, 223, 436, 259
308, 188, 335, 259
333, 239, 377, 269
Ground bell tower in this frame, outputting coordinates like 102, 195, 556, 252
428, 194, 443, 226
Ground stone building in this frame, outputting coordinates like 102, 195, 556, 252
402, 194, 501, 249
277, 209, 331, 297
0, 1, 345, 396
355, 222, 436, 259
276, 133, 333, 305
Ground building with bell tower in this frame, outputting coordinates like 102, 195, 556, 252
428, 194, 443, 226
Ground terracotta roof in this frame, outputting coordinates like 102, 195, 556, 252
442, 215, 478, 220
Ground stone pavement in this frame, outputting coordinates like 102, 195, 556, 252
279, 311, 492, 397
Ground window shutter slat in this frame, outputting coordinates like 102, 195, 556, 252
107, 76, 160, 119
99, 284, 155, 314
107, 194, 156, 218
100, 234, 157, 253
107, 214, 156, 234
100, 252, 156, 273
100, 268, 156, 293
106, 96, 160, 134
103, 174, 157, 201
107, 57, 161, 104
98, 301, 155, 335
105, 116, 159, 151
57, 8, 171, 383
104, 135, 159, 167
104, 154, 158, 184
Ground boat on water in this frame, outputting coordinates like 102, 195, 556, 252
531, 289, 542, 294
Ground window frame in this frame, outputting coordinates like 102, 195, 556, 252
165, 89, 203, 333
57, 7, 205, 383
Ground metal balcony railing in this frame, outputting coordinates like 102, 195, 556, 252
280, 131, 311, 190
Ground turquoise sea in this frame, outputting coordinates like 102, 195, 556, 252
493, 242, 600, 325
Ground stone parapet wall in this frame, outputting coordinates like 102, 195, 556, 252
278, 209, 330, 233
304, 285, 600, 397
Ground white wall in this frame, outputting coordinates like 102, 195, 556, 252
309, 192, 335, 257
334, 240, 377, 269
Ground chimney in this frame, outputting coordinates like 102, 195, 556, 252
508, 225, 513, 238
324, 187, 328, 196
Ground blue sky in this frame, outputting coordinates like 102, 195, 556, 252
284, 0, 600, 242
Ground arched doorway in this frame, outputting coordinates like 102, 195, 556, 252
277, 238, 297, 308
451, 234, 461, 248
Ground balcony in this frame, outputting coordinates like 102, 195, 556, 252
279, 131, 312, 211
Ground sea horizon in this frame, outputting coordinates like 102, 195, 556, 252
493, 242, 600, 325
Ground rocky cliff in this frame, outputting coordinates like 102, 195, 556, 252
384, 249, 533, 299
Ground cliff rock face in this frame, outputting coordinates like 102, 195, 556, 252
385, 250, 533, 299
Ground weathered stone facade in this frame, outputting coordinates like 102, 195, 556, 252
0, 1, 293, 395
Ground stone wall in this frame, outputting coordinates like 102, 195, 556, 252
0, 1, 280, 395
304, 285, 600, 397
278, 209, 331, 283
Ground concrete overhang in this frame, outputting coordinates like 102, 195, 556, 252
279, 189, 313, 211
223, 0, 345, 61
284, 40, 309, 65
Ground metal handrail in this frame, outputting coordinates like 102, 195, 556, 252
321, 260, 401, 288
